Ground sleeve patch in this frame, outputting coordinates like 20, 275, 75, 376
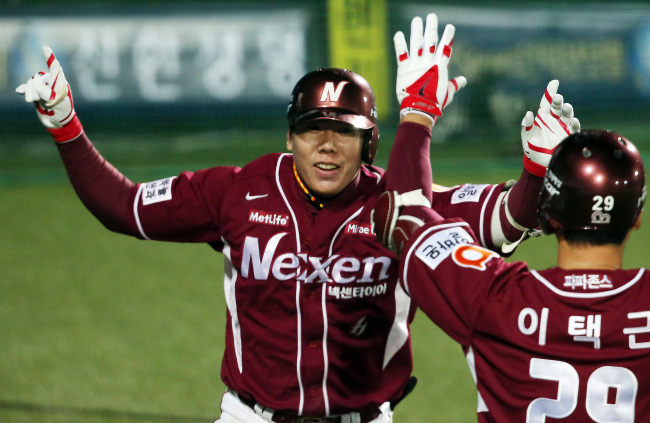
452, 245, 499, 271
415, 227, 475, 270
451, 184, 489, 204
141, 177, 176, 205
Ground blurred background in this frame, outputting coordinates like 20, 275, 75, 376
2, 1, 650, 422
3, 0, 650, 182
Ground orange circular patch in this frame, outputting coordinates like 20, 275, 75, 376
452, 245, 496, 270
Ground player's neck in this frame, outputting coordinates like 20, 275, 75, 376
556, 239, 624, 270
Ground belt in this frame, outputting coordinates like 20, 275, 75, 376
234, 391, 382, 423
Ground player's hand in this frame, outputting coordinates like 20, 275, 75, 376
371, 189, 431, 254
15, 46, 82, 142
521, 80, 580, 177
394, 13, 467, 123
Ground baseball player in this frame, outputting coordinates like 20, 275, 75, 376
16, 13, 578, 423
374, 129, 650, 421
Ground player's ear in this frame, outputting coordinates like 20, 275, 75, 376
286, 130, 293, 152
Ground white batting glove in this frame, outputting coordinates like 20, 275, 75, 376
521, 80, 580, 177
394, 13, 467, 124
16, 46, 82, 143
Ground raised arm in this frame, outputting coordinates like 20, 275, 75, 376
492, 80, 581, 252
374, 14, 581, 256
373, 13, 466, 252
16, 46, 140, 235
389, 13, 466, 199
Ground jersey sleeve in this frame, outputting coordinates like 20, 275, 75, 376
133, 165, 239, 242
56, 131, 239, 243
56, 133, 140, 235
385, 120, 542, 256
385, 121, 432, 200
430, 169, 544, 256
495, 168, 544, 250
399, 218, 523, 346
430, 182, 506, 251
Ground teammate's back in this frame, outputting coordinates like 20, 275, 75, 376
473, 266, 650, 422
374, 128, 649, 421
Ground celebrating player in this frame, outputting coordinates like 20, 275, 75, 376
374, 127, 649, 420
17, 13, 577, 423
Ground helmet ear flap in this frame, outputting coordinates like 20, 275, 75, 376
362, 128, 379, 165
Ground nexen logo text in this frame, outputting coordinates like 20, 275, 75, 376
241, 233, 391, 283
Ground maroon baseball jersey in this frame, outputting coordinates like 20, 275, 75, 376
122, 155, 509, 417
55, 124, 511, 417
401, 218, 650, 422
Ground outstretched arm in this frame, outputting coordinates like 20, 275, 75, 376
389, 13, 466, 200
56, 135, 137, 234
492, 80, 581, 252
374, 13, 466, 253
16, 46, 139, 235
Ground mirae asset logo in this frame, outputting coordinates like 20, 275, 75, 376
249, 209, 290, 227
345, 221, 373, 236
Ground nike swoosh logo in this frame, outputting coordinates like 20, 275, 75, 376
246, 193, 268, 200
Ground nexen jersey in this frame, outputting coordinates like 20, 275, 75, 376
401, 218, 650, 422
128, 153, 505, 416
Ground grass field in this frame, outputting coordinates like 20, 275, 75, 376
1, 124, 648, 422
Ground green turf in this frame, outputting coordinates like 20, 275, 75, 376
4, 184, 648, 423
0, 185, 223, 422
1, 126, 649, 422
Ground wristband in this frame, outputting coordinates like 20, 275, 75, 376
523, 155, 547, 178
399, 109, 436, 126
47, 115, 83, 143
400, 95, 442, 118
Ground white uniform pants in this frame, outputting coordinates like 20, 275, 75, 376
215, 390, 393, 423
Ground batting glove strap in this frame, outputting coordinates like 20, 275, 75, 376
399, 107, 437, 126
47, 115, 84, 143
400, 96, 442, 118
522, 154, 548, 178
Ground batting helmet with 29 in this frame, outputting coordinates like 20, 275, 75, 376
537, 129, 646, 234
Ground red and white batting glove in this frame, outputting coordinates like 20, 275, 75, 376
521, 80, 580, 177
371, 189, 433, 255
394, 13, 467, 125
15, 46, 83, 143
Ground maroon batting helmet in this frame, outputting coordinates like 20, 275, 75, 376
287, 68, 379, 164
537, 129, 646, 234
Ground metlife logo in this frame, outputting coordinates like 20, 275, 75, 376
248, 210, 290, 227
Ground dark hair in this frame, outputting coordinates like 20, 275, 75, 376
558, 228, 630, 246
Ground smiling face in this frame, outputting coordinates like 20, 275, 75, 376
287, 120, 365, 198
